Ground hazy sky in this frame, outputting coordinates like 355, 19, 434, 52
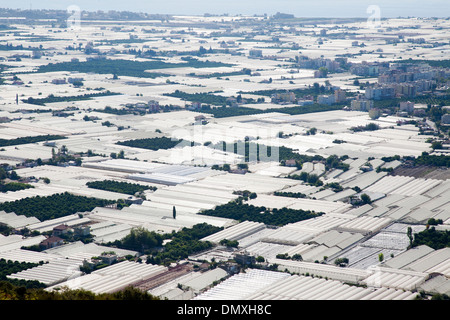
4, 0, 450, 18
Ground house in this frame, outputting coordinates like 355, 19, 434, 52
234, 250, 256, 265
194, 115, 206, 122
351, 99, 374, 112
52, 78, 67, 85
52, 224, 71, 237
230, 169, 247, 175
285, 159, 297, 167
271, 91, 296, 104
40, 236, 64, 249
187, 102, 202, 111
74, 225, 91, 237
68, 77, 84, 83
317, 94, 335, 105
194, 115, 208, 124
125, 196, 144, 205
249, 49, 262, 58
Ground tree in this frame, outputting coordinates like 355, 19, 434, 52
334, 257, 349, 267
366, 123, 380, 131
292, 254, 303, 261
407, 226, 413, 248
60, 145, 68, 155
173, 206, 176, 219
318, 67, 328, 77
9, 171, 19, 180
120, 227, 163, 253
307, 127, 317, 135
0, 167, 7, 180
431, 141, 443, 150
360, 193, 372, 204
41, 177, 50, 184
378, 253, 384, 262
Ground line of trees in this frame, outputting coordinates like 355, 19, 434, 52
287, 172, 323, 186
273, 191, 307, 198
242, 85, 334, 99
195, 103, 343, 118
349, 123, 380, 132
198, 105, 265, 118
0, 281, 159, 300
0, 134, 66, 147
164, 90, 229, 106
0, 182, 34, 193
22, 92, 120, 106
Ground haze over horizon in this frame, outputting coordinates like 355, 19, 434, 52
3, 0, 450, 18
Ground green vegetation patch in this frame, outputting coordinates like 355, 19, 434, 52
242, 85, 335, 98
109, 227, 163, 253
208, 141, 349, 172
0, 182, 34, 193
0, 259, 45, 289
196, 103, 343, 119
35, 58, 231, 79
199, 105, 265, 118
86, 180, 157, 195
116, 136, 195, 151
412, 227, 450, 250
163, 90, 229, 106
146, 223, 222, 265
198, 200, 323, 226
106, 223, 221, 266
414, 152, 450, 168
0, 192, 116, 222
395, 59, 450, 69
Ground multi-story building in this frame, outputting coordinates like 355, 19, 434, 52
351, 99, 374, 111
249, 49, 262, 58
399, 101, 415, 113
317, 94, 335, 105
365, 85, 395, 100
271, 91, 296, 104
334, 89, 347, 104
